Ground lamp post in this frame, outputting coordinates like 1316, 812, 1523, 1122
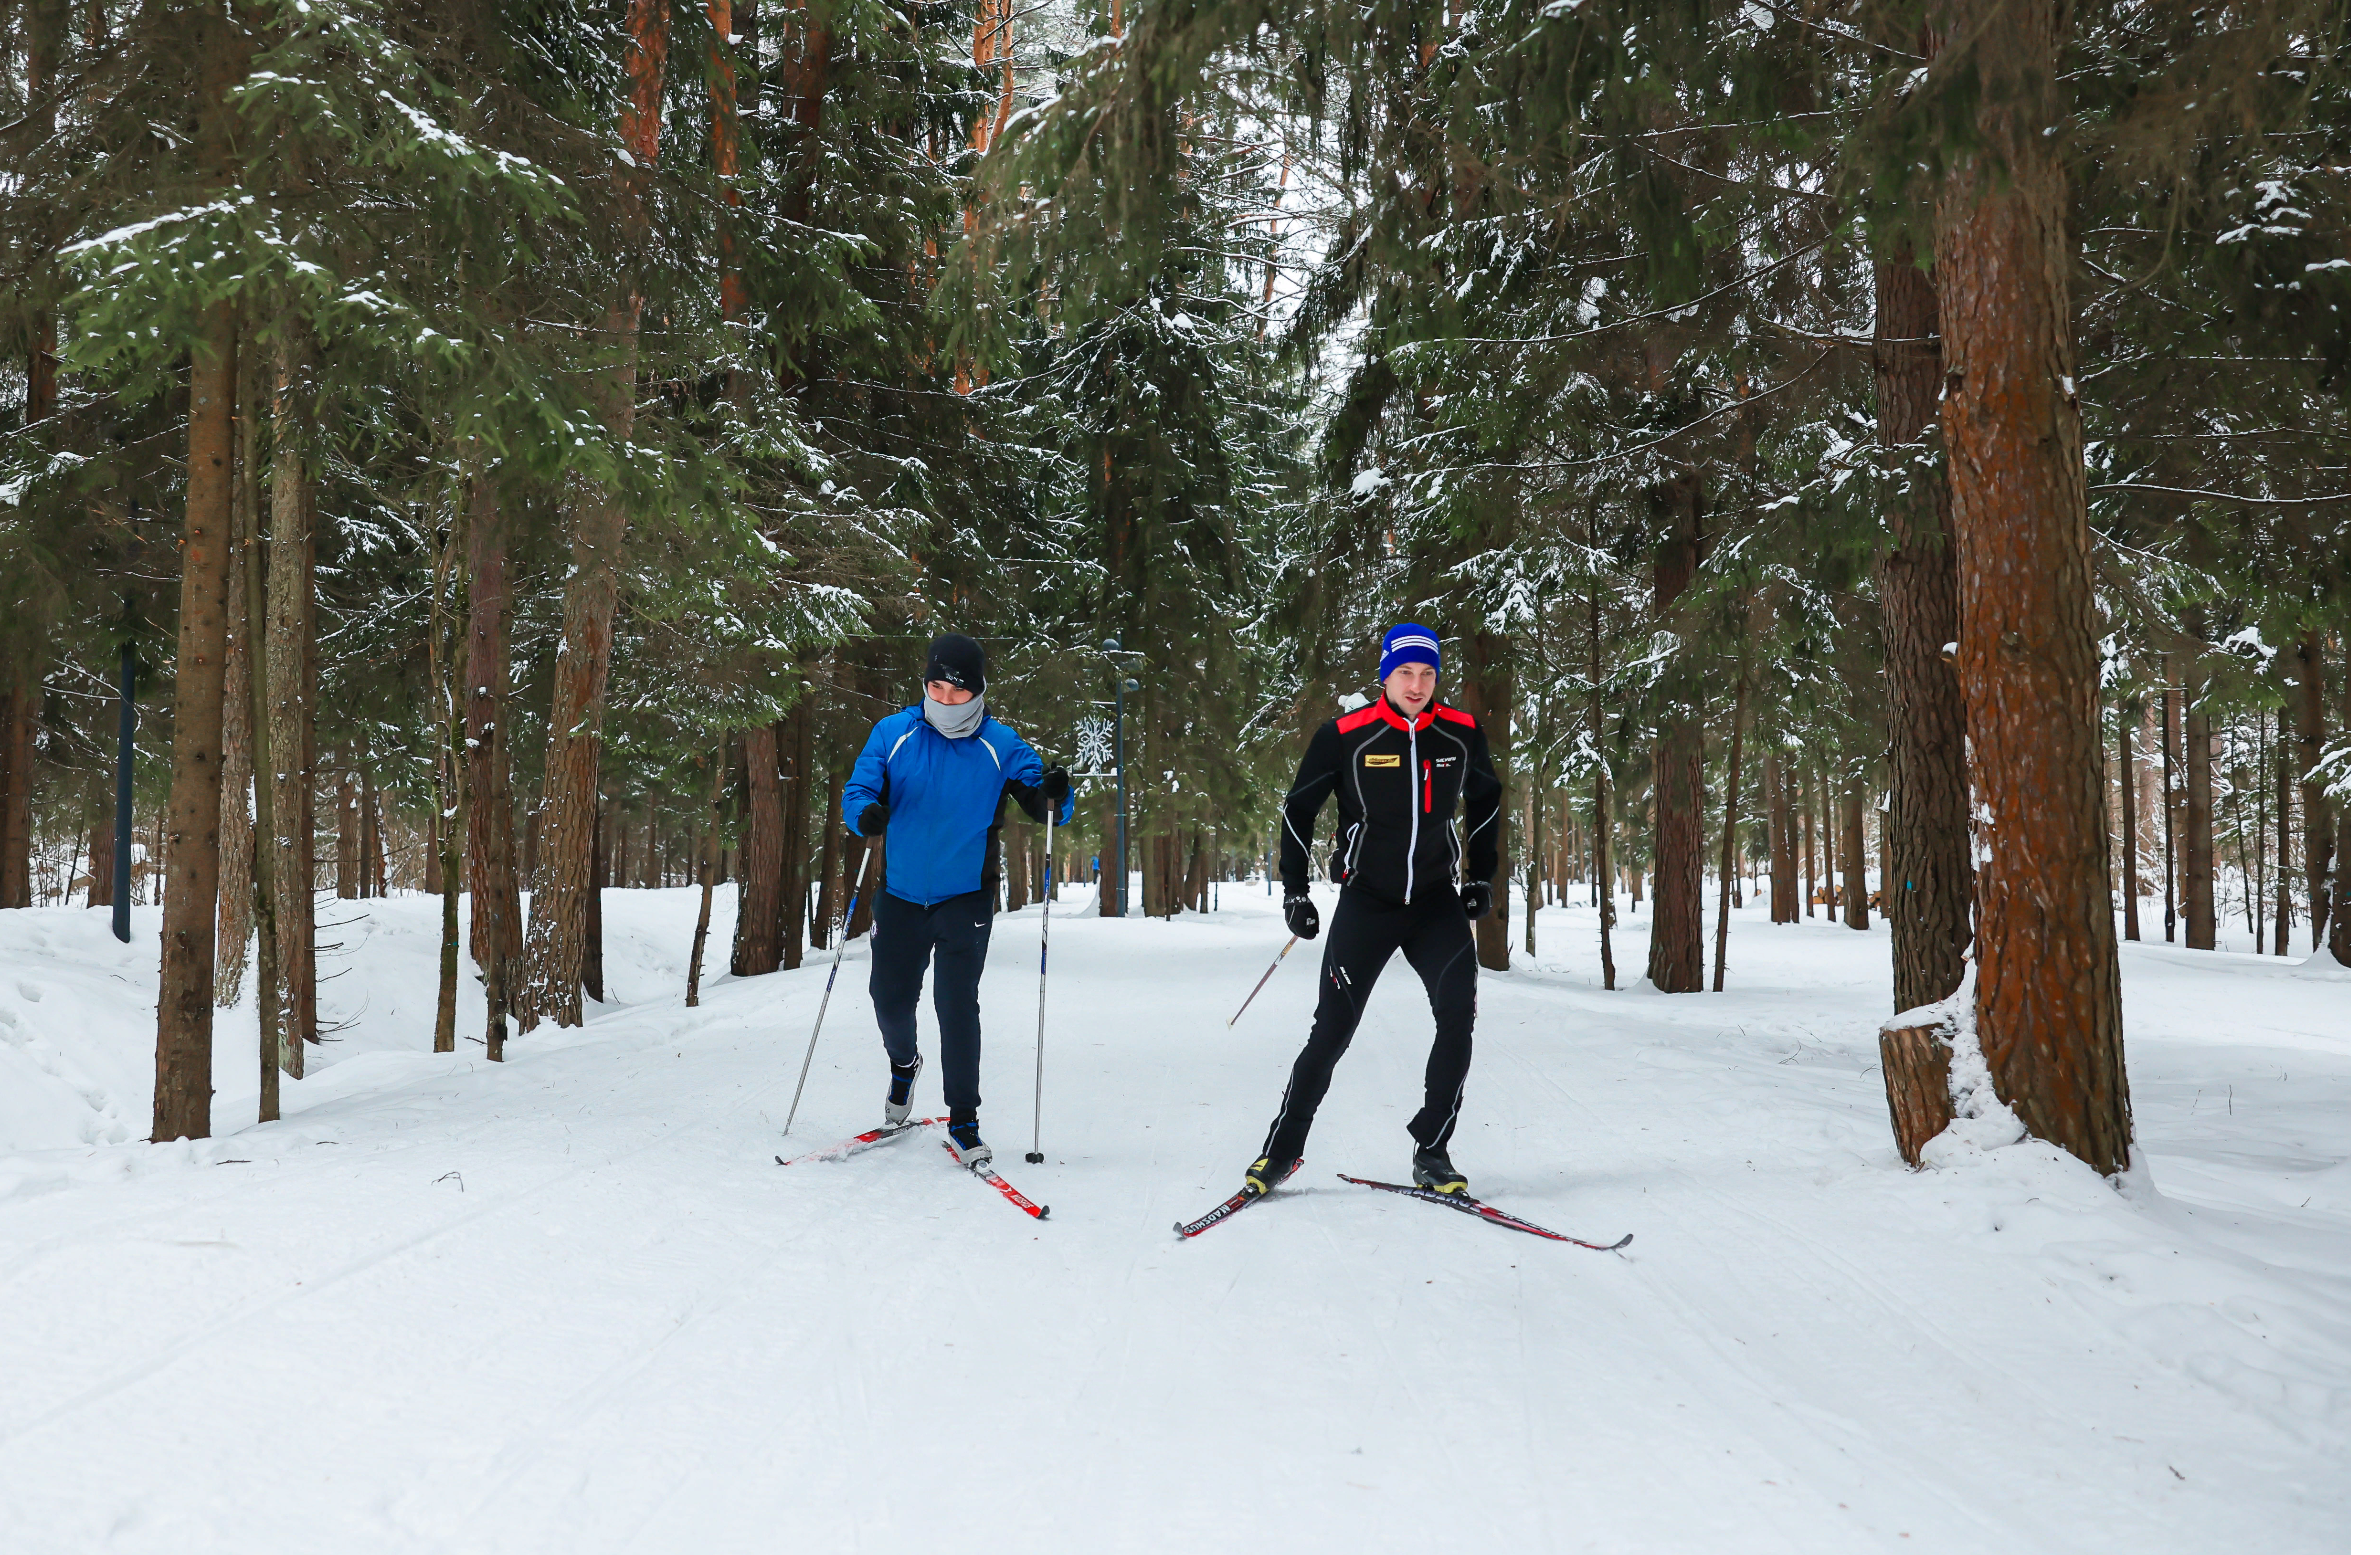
1100, 638, 1142, 917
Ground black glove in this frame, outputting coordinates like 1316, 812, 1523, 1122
1041, 766, 1071, 805
1460, 881, 1493, 921
1284, 894, 1320, 940
854, 800, 888, 838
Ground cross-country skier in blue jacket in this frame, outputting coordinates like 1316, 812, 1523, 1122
842, 633, 1073, 1166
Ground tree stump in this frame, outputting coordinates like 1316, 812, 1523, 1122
1880, 1020, 1956, 1167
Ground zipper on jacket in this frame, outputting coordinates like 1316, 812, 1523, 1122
1405, 725, 1419, 902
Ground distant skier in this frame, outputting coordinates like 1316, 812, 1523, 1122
843, 633, 1072, 1166
1244, 623, 1503, 1196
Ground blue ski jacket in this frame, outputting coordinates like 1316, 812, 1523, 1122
842, 705, 1074, 907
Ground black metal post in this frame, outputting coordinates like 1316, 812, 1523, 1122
113, 637, 135, 942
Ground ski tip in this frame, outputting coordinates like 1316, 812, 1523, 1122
1608, 1233, 1634, 1250
773, 1156, 794, 1166
1035, 1206, 1051, 1219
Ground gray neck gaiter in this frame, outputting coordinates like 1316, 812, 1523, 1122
922, 693, 986, 741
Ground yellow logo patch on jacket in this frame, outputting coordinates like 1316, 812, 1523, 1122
1364, 753, 1402, 768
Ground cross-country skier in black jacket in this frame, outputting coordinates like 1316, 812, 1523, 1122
1244, 622, 1503, 1197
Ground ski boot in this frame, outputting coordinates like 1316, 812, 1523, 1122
1243, 1154, 1298, 1197
1412, 1144, 1468, 1195
885, 1058, 923, 1126
949, 1118, 992, 1170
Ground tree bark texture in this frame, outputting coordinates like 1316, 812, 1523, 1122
2273, 729, 2291, 957
582, 805, 607, 1001
214, 378, 259, 1003
1879, 1019, 1955, 1167
2181, 642, 2216, 949
464, 474, 520, 999
1467, 633, 1515, 970
1712, 683, 1747, 991
1843, 775, 1871, 930
1645, 479, 1704, 991
2295, 632, 2331, 947
1874, 243, 1973, 1011
2118, 711, 2140, 940
152, 302, 239, 1142
1766, 753, 1793, 925
1934, 0, 2130, 1174
238, 438, 285, 1120
734, 725, 784, 974
267, 348, 317, 1073
0, 666, 34, 909
777, 700, 811, 967
519, 0, 664, 1030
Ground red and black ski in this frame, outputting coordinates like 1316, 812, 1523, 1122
1338, 1175, 1632, 1252
777, 1116, 945, 1166
946, 1142, 1050, 1219
1173, 1159, 1303, 1239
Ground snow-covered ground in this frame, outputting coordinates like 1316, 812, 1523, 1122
0, 881, 2349, 1554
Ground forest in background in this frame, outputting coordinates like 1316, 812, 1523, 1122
0, 0, 2349, 1170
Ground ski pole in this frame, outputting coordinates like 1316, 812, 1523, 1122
781, 843, 874, 1136
1025, 806, 1056, 1163
1227, 936, 1300, 1028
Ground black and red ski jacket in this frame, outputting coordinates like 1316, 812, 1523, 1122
1277, 697, 1503, 903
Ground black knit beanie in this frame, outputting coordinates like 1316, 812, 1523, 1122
923, 632, 988, 696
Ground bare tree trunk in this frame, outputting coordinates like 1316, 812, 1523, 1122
1470, 632, 1515, 970
2274, 720, 2291, 956
88, 820, 113, 909
2295, 632, 2331, 947
2118, 707, 2140, 940
733, 724, 784, 973
1644, 478, 1704, 991
689, 737, 728, 1005
582, 802, 606, 1001
213, 427, 256, 1002
462, 475, 519, 1005
2325, 646, 2348, 966
1843, 774, 1871, 930
266, 342, 317, 1076
0, 666, 31, 910
1819, 765, 1837, 921
1766, 754, 1792, 925
777, 699, 811, 967
813, 787, 844, 950
1934, 0, 2129, 1174
1874, 240, 1973, 1010
1005, 819, 1029, 912
153, 296, 240, 1141
2180, 635, 2216, 950
237, 421, 283, 1122
2162, 666, 2180, 941
520, 0, 666, 1030
1712, 681, 1748, 991
1798, 764, 1815, 920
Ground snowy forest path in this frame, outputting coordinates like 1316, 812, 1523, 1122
0, 883, 2348, 1554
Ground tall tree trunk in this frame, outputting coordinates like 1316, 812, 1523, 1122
1797, 762, 1815, 920
335, 746, 360, 898
2274, 721, 2291, 956
520, 0, 666, 1030
1934, 0, 2129, 1174
1842, 775, 1871, 930
0, 664, 36, 908
778, 699, 812, 967
1766, 754, 1792, 925
462, 473, 519, 1045
153, 298, 241, 1140
2180, 635, 2216, 949
238, 433, 284, 1121
88, 818, 114, 909
2295, 632, 2331, 947
2162, 664, 2180, 941
1005, 819, 1029, 912
2118, 708, 2140, 940
214, 364, 260, 1001
1712, 680, 1748, 991
1469, 631, 1515, 970
1819, 765, 1837, 921
2324, 646, 2348, 966
689, 737, 728, 1005
582, 802, 607, 1000
813, 788, 844, 950
1874, 241, 1973, 1011
734, 724, 785, 973
1644, 477, 1704, 991
266, 342, 317, 1075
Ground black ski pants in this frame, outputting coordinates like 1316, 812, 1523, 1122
1259, 880, 1477, 1164
869, 887, 995, 1122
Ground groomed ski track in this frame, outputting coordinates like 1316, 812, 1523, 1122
0, 881, 2347, 1554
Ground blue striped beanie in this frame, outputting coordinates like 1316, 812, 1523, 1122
1379, 623, 1441, 682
